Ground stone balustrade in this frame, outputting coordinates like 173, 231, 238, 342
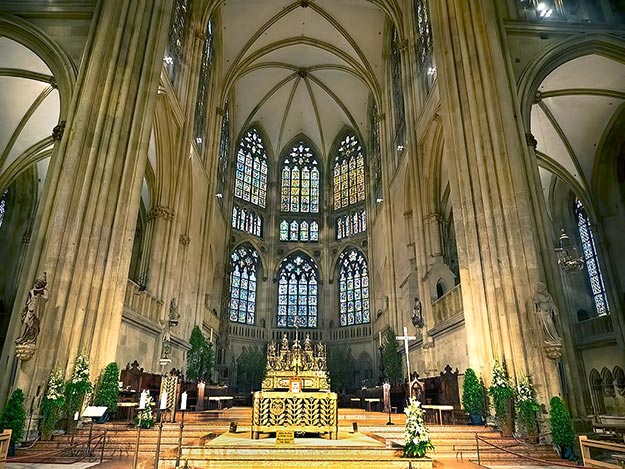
124, 279, 163, 323
431, 284, 463, 325
574, 314, 615, 347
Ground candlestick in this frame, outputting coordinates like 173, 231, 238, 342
139, 390, 147, 410
160, 391, 167, 410
181, 392, 187, 410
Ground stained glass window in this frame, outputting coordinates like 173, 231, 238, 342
277, 253, 318, 328
414, 0, 436, 96
235, 128, 268, 208
333, 134, 365, 210
193, 19, 213, 155
217, 101, 230, 199
280, 142, 319, 213
232, 205, 262, 237
279, 219, 318, 242
338, 248, 370, 326
368, 100, 382, 205
0, 190, 7, 229
575, 198, 610, 316
163, 0, 190, 85
336, 210, 366, 240
391, 25, 406, 159
228, 246, 259, 325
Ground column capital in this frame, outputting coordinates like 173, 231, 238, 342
146, 205, 175, 222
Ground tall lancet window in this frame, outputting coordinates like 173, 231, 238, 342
216, 100, 230, 199
193, 19, 214, 156
277, 253, 318, 328
414, 0, 436, 95
0, 190, 7, 229
368, 100, 383, 205
163, 0, 190, 86
280, 142, 320, 213
575, 198, 610, 316
338, 248, 370, 326
332, 132, 366, 240
235, 128, 268, 208
228, 246, 259, 325
391, 25, 406, 159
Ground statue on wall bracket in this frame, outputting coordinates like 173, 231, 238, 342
15, 272, 49, 361
533, 282, 563, 360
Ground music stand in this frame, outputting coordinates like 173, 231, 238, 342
82, 406, 107, 455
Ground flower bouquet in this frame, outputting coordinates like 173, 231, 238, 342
403, 398, 434, 458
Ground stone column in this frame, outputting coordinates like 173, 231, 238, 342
2, 0, 172, 399
430, 0, 562, 400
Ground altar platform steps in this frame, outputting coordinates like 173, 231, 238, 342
375, 425, 565, 466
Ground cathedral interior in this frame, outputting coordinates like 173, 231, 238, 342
0, 0, 624, 423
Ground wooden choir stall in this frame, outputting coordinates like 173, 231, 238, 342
251, 333, 338, 440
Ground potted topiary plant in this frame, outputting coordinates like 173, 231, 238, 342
549, 396, 575, 459
0, 388, 26, 456
462, 368, 485, 425
488, 359, 515, 436
516, 376, 540, 442
93, 362, 120, 423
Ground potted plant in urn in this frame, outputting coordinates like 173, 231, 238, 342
462, 368, 485, 425
488, 359, 514, 436
0, 388, 26, 456
549, 396, 575, 460
403, 398, 434, 458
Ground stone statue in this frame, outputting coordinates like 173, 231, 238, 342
533, 282, 562, 345
160, 329, 172, 362
304, 332, 313, 353
15, 273, 49, 358
168, 297, 179, 325
411, 297, 424, 328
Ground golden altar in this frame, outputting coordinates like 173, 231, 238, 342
251, 333, 338, 439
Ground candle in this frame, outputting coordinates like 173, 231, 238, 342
181, 392, 188, 410
210, 327, 213, 343
74, 411, 79, 421
139, 390, 147, 410
160, 391, 167, 410
379, 331, 382, 346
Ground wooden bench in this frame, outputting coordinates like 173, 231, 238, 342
580, 434, 625, 468
422, 404, 455, 425
0, 429, 12, 462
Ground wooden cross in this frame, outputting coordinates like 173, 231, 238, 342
396, 326, 417, 379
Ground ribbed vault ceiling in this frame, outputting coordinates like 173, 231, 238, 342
220, 0, 385, 159
0, 36, 58, 183
532, 54, 625, 203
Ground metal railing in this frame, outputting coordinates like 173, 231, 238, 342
474, 432, 585, 468
8, 431, 108, 465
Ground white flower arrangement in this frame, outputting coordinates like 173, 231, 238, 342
488, 359, 514, 427
71, 353, 91, 384
516, 376, 536, 403
45, 368, 65, 402
403, 398, 434, 458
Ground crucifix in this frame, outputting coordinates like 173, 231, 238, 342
396, 326, 417, 379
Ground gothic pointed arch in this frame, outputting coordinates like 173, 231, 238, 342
228, 244, 261, 325
337, 247, 370, 327
276, 251, 319, 328
331, 129, 367, 240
